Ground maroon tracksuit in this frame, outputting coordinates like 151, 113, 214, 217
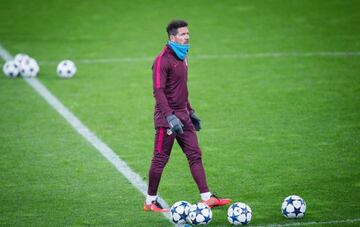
147, 45, 209, 195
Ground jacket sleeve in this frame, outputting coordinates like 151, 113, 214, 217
152, 55, 173, 117
185, 57, 194, 114
187, 100, 194, 113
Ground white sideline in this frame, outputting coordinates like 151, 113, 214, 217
37, 51, 360, 65
0, 44, 174, 225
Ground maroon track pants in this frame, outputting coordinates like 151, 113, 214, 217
147, 114, 209, 196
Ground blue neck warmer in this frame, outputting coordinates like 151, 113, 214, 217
168, 41, 190, 60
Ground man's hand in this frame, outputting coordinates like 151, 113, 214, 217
190, 111, 201, 131
166, 114, 184, 135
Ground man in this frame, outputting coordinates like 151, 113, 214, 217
144, 20, 231, 212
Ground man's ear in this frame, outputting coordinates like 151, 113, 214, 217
169, 35, 176, 42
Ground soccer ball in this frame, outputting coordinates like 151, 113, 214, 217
14, 53, 30, 65
227, 202, 252, 225
19, 57, 39, 77
281, 195, 306, 218
3, 60, 20, 78
187, 202, 212, 225
170, 201, 191, 224
57, 60, 76, 78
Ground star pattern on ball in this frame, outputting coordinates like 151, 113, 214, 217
242, 206, 249, 215
241, 219, 249, 225
286, 197, 294, 206
194, 206, 203, 216
282, 207, 290, 216
293, 206, 302, 216
191, 217, 200, 225
203, 214, 211, 224
229, 214, 238, 223
179, 211, 187, 220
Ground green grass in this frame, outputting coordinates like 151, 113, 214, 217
1, 0, 360, 226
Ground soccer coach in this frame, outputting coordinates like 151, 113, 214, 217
144, 20, 231, 212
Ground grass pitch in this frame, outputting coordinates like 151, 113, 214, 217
1, 0, 359, 226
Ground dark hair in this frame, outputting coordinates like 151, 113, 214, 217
166, 20, 188, 37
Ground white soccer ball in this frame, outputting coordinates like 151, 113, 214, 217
19, 57, 39, 77
227, 202, 252, 225
3, 60, 20, 78
281, 195, 306, 219
170, 201, 191, 224
57, 60, 76, 78
14, 53, 30, 65
187, 202, 212, 225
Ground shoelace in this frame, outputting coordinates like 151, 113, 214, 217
153, 200, 164, 209
211, 193, 219, 199
211, 193, 226, 202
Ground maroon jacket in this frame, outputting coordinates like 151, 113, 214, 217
152, 44, 193, 128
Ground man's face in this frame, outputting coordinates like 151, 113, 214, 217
170, 27, 189, 45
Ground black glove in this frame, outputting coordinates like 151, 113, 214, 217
190, 111, 201, 131
166, 114, 184, 135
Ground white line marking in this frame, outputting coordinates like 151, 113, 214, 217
0, 45, 13, 61
36, 51, 360, 65
0, 44, 173, 224
254, 218, 360, 227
